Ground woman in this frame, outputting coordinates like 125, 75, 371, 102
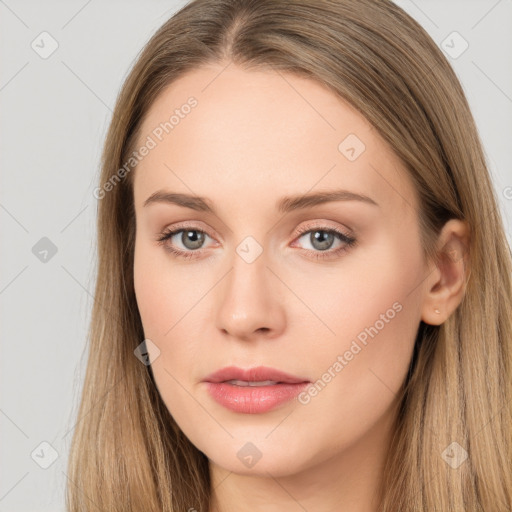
67, 0, 512, 510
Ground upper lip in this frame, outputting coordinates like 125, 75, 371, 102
203, 365, 309, 384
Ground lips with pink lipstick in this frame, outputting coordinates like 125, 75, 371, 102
202, 366, 310, 414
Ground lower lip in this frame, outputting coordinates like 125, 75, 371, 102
204, 382, 310, 414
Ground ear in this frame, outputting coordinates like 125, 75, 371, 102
421, 219, 470, 326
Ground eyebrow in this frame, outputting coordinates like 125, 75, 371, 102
143, 188, 379, 214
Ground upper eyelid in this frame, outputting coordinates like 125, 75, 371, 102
164, 222, 217, 241
163, 219, 353, 237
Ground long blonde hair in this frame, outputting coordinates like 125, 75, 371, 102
66, 0, 512, 510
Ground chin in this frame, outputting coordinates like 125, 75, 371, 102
198, 432, 318, 478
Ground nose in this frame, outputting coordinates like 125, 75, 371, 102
214, 247, 286, 342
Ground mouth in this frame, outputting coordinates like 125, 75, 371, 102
203, 365, 309, 384
223, 379, 283, 386
203, 366, 310, 414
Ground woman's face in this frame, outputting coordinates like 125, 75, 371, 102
132, 63, 430, 477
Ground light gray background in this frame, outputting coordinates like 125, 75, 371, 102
1, 1, 511, 510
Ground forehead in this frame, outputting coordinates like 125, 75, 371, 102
132, 64, 417, 217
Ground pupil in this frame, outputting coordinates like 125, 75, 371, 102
312, 230, 334, 250
183, 230, 204, 249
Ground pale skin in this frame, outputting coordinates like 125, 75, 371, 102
132, 63, 469, 512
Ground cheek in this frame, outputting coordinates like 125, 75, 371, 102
134, 243, 166, 337
300, 229, 425, 414
133, 239, 202, 338
300, 228, 424, 350
133, 245, 200, 421
133, 239, 211, 391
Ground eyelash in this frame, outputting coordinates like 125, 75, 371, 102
155, 223, 357, 261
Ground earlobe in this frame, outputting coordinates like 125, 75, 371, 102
420, 219, 470, 325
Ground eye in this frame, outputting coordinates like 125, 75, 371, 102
292, 225, 357, 260
156, 223, 357, 261
156, 226, 214, 260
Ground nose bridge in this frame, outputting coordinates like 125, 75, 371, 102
214, 238, 285, 340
